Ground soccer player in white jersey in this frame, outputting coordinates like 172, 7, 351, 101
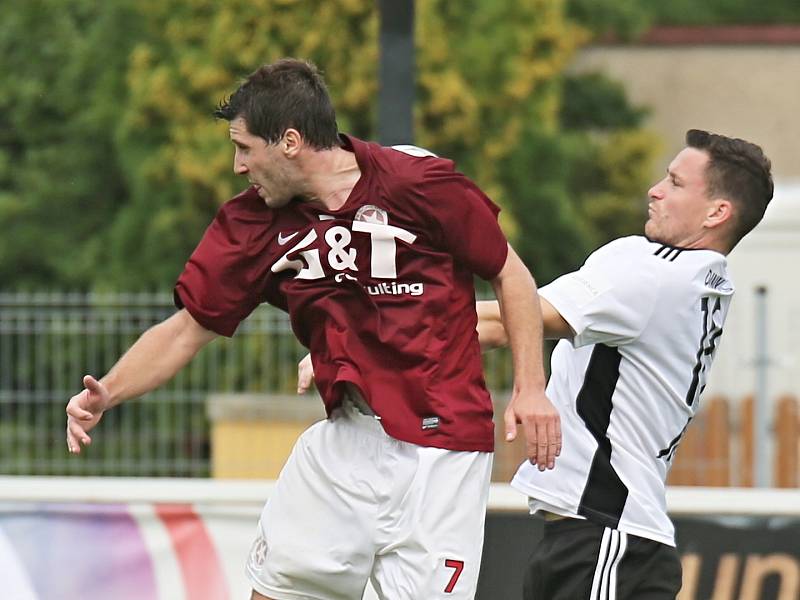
477, 130, 773, 599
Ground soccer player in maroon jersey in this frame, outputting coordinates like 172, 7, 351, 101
65, 58, 560, 600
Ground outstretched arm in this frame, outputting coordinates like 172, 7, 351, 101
490, 245, 561, 470
477, 297, 574, 350
66, 308, 217, 453
477, 300, 510, 350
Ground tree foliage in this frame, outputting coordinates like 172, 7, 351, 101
415, 0, 586, 206
637, 0, 800, 25
566, 0, 650, 40
0, 0, 140, 288
1, 0, 661, 291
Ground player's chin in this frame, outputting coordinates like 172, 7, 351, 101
262, 193, 291, 209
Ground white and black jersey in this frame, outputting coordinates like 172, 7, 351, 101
511, 236, 733, 547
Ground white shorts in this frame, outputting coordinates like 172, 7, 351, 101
245, 401, 493, 600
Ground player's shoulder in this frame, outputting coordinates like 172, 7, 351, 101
589, 236, 722, 269
585, 236, 657, 268
580, 237, 662, 295
628, 237, 733, 295
597, 235, 654, 254
356, 136, 457, 186
645, 238, 730, 285
374, 141, 446, 168
389, 144, 440, 159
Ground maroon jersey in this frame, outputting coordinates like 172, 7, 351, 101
175, 136, 508, 451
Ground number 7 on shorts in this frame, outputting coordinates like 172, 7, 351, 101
444, 559, 464, 593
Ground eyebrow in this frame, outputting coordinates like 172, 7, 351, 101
667, 168, 683, 184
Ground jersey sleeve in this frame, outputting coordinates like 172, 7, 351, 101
539, 238, 661, 347
174, 200, 267, 337
417, 167, 509, 280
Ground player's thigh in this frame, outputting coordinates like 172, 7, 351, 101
525, 520, 680, 600
371, 448, 493, 600
246, 417, 377, 600
617, 536, 682, 600
523, 519, 608, 600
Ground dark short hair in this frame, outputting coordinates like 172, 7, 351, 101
214, 58, 340, 150
686, 129, 773, 248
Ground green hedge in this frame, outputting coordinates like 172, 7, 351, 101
638, 0, 800, 25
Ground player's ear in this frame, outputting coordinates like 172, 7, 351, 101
705, 198, 733, 230
282, 129, 303, 158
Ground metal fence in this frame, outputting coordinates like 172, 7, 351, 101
0, 292, 513, 477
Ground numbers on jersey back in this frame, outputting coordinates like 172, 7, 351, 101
685, 296, 723, 407
658, 296, 724, 461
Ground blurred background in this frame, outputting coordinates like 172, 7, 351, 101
0, 1, 798, 599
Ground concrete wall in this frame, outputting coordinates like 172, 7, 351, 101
572, 44, 800, 180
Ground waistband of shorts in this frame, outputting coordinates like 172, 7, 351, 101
541, 510, 571, 522
542, 515, 602, 534
341, 383, 379, 418
332, 385, 387, 438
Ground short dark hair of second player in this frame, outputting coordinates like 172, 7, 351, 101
686, 128, 773, 249
214, 58, 340, 150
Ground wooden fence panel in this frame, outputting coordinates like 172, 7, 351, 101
739, 395, 754, 488
775, 395, 799, 488
669, 396, 730, 486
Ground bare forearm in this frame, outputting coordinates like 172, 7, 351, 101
101, 309, 216, 407
491, 248, 562, 467
492, 254, 547, 393
477, 300, 508, 350
477, 297, 573, 348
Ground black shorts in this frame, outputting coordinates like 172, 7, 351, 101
523, 517, 682, 600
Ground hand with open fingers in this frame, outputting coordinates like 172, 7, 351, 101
503, 390, 562, 471
297, 353, 314, 394
65, 375, 110, 454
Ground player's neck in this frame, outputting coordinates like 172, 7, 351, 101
299, 147, 361, 212
670, 231, 730, 255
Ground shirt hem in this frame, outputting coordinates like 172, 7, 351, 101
510, 477, 675, 547
328, 376, 495, 453
380, 417, 494, 452
246, 569, 332, 600
381, 424, 495, 453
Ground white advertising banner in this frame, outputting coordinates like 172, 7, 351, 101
0, 478, 797, 599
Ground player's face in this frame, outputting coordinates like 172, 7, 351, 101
645, 147, 716, 247
229, 117, 296, 208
